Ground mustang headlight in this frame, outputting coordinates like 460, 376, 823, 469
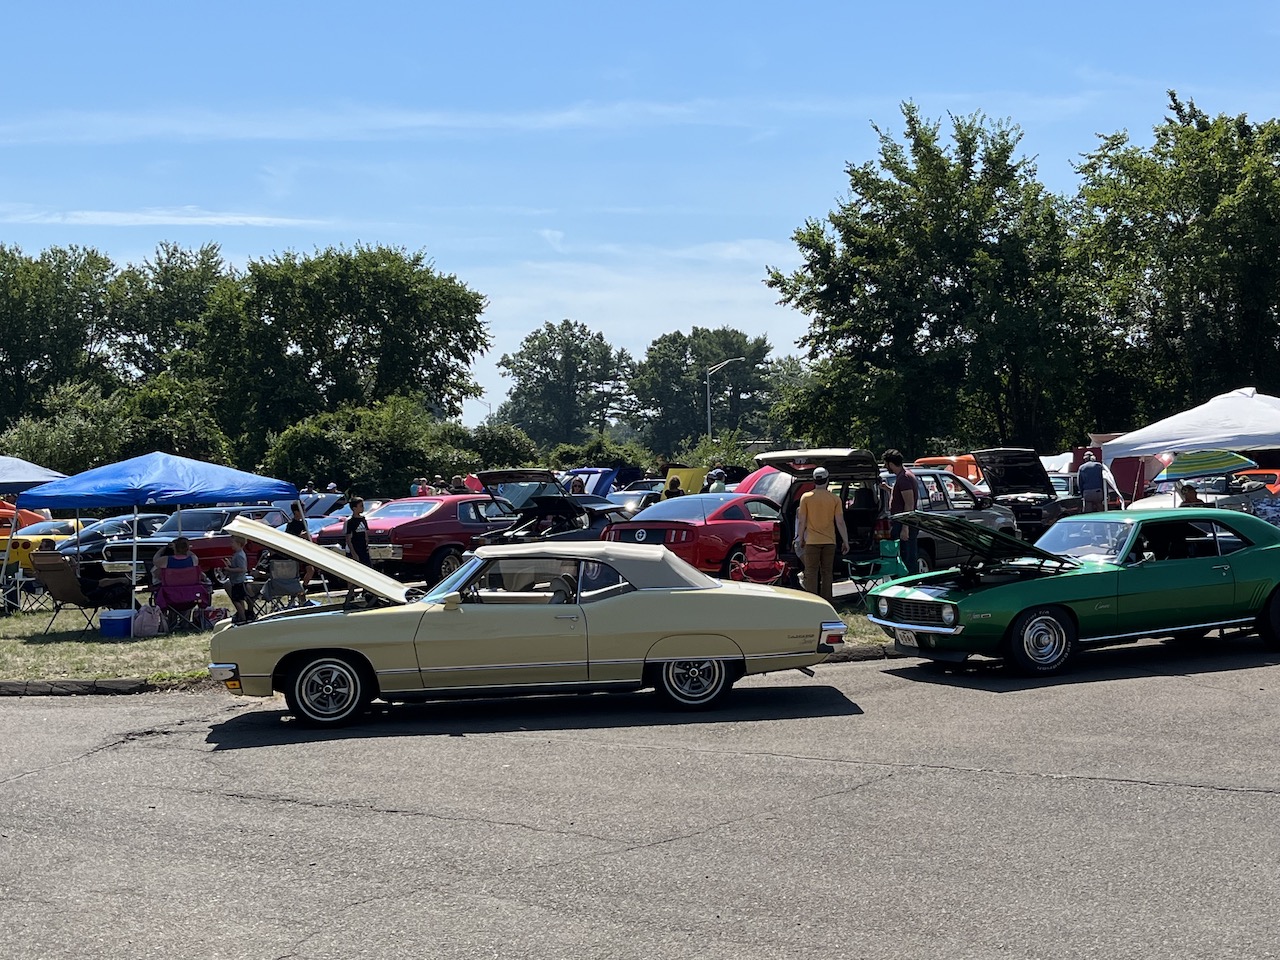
941, 604, 957, 626
877, 597, 889, 617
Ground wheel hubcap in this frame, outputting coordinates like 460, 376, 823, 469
1022, 615, 1068, 664
667, 659, 723, 700
300, 661, 358, 718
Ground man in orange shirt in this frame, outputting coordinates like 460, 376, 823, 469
794, 467, 849, 602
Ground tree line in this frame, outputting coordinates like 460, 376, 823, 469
4, 92, 1279, 492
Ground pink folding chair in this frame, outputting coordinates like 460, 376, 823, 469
155, 564, 212, 631
728, 543, 788, 585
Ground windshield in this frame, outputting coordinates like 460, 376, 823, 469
492, 481, 563, 510
16, 520, 78, 536
1152, 476, 1231, 496
157, 510, 227, 534
420, 555, 483, 603
368, 500, 442, 520
1034, 518, 1134, 562
631, 496, 735, 522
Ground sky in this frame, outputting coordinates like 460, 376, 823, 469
4, 2, 1280, 425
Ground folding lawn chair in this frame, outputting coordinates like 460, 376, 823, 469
728, 543, 788, 585
154, 564, 212, 632
844, 539, 910, 607
258, 557, 306, 614
29, 550, 100, 636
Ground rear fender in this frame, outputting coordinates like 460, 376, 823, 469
645, 634, 745, 663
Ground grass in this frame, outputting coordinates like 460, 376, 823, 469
0, 605, 213, 683
0, 589, 889, 684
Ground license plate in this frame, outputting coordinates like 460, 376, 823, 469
895, 629, 918, 648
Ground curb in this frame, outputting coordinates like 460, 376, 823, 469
0, 678, 153, 697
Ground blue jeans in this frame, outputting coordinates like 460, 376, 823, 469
890, 521, 918, 573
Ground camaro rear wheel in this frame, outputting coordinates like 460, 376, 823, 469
655, 659, 733, 709
285, 655, 370, 726
1008, 607, 1075, 675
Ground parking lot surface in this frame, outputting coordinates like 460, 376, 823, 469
3, 639, 1279, 959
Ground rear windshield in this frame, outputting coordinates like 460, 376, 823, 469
369, 500, 441, 520
632, 496, 736, 522
158, 510, 228, 533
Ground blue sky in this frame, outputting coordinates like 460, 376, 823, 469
5, 2, 1279, 424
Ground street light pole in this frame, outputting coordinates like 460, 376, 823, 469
706, 357, 746, 438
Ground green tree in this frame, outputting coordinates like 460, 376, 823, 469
469, 423, 539, 469
767, 104, 1081, 454
246, 245, 489, 418
496, 319, 631, 447
1074, 92, 1280, 428
0, 244, 116, 430
628, 327, 772, 456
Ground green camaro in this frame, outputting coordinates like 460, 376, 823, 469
868, 507, 1280, 674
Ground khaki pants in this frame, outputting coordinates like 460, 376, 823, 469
803, 542, 837, 602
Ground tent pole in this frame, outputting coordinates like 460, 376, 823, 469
129, 505, 138, 638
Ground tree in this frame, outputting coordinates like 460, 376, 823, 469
627, 327, 773, 456
246, 245, 489, 418
0, 244, 117, 430
497, 320, 630, 448
1074, 92, 1280, 429
766, 104, 1081, 454
469, 423, 539, 469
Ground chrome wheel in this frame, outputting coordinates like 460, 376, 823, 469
438, 550, 464, 578
1009, 607, 1075, 674
658, 659, 730, 708
287, 656, 366, 725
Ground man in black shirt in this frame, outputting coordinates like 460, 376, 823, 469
344, 498, 371, 565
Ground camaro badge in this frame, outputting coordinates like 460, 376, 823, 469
635, 529, 647, 542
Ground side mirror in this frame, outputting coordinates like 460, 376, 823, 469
442, 591, 463, 610
976, 495, 993, 509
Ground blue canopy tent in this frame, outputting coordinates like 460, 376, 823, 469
16, 452, 296, 511
16, 452, 298, 634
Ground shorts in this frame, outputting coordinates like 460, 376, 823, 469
229, 582, 248, 602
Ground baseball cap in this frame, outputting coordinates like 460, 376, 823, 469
1082, 451, 1095, 461
326, 482, 338, 491
813, 467, 830, 482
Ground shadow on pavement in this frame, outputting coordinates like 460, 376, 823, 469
205, 684, 862, 750
887, 632, 1280, 692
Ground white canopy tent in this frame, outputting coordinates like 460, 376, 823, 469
1102, 387, 1280, 463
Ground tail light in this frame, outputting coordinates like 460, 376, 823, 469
820, 620, 848, 648
772, 526, 780, 544
18, 539, 30, 550
666, 530, 690, 544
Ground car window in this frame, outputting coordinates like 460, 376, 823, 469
578, 562, 636, 602
463, 557, 580, 604
944, 476, 977, 509
1131, 519, 1248, 562
720, 503, 748, 521
749, 471, 794, 507
369, 500, 440, 520
918, 474, 948, 508
745, 500, 780, 521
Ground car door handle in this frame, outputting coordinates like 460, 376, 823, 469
1213, 564, 1230, 571
555, 614, 579, 620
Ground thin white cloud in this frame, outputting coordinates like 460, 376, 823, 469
0, 204, 328, 227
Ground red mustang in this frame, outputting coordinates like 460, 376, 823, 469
315, 495, 516, 582
603, 493, 781, 576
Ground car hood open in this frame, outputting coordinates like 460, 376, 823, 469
971, 448, 1056, 498
897, 511, 1078, 567
223, 517, 411, 604
754, 448, 880, 481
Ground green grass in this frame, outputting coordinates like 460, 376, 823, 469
0, 606, 213, 683
833, 603, 893, 646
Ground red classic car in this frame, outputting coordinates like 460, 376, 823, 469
315, 495, 517, 582
602, 492, 781, 576
99, 505, 288, 584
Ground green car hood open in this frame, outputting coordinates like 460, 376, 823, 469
896, 511, 1078, 567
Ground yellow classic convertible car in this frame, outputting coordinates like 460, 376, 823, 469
210, 518, 848, 725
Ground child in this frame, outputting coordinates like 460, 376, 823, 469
224, 534, 252, 623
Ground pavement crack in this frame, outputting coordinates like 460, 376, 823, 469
165, 785, 626, 844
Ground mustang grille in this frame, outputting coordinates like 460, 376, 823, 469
886, 598, 946, 625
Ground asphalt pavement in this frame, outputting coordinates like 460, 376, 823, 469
3, 638, 1280, 960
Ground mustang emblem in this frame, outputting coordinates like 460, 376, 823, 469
634, 529, 648, 542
